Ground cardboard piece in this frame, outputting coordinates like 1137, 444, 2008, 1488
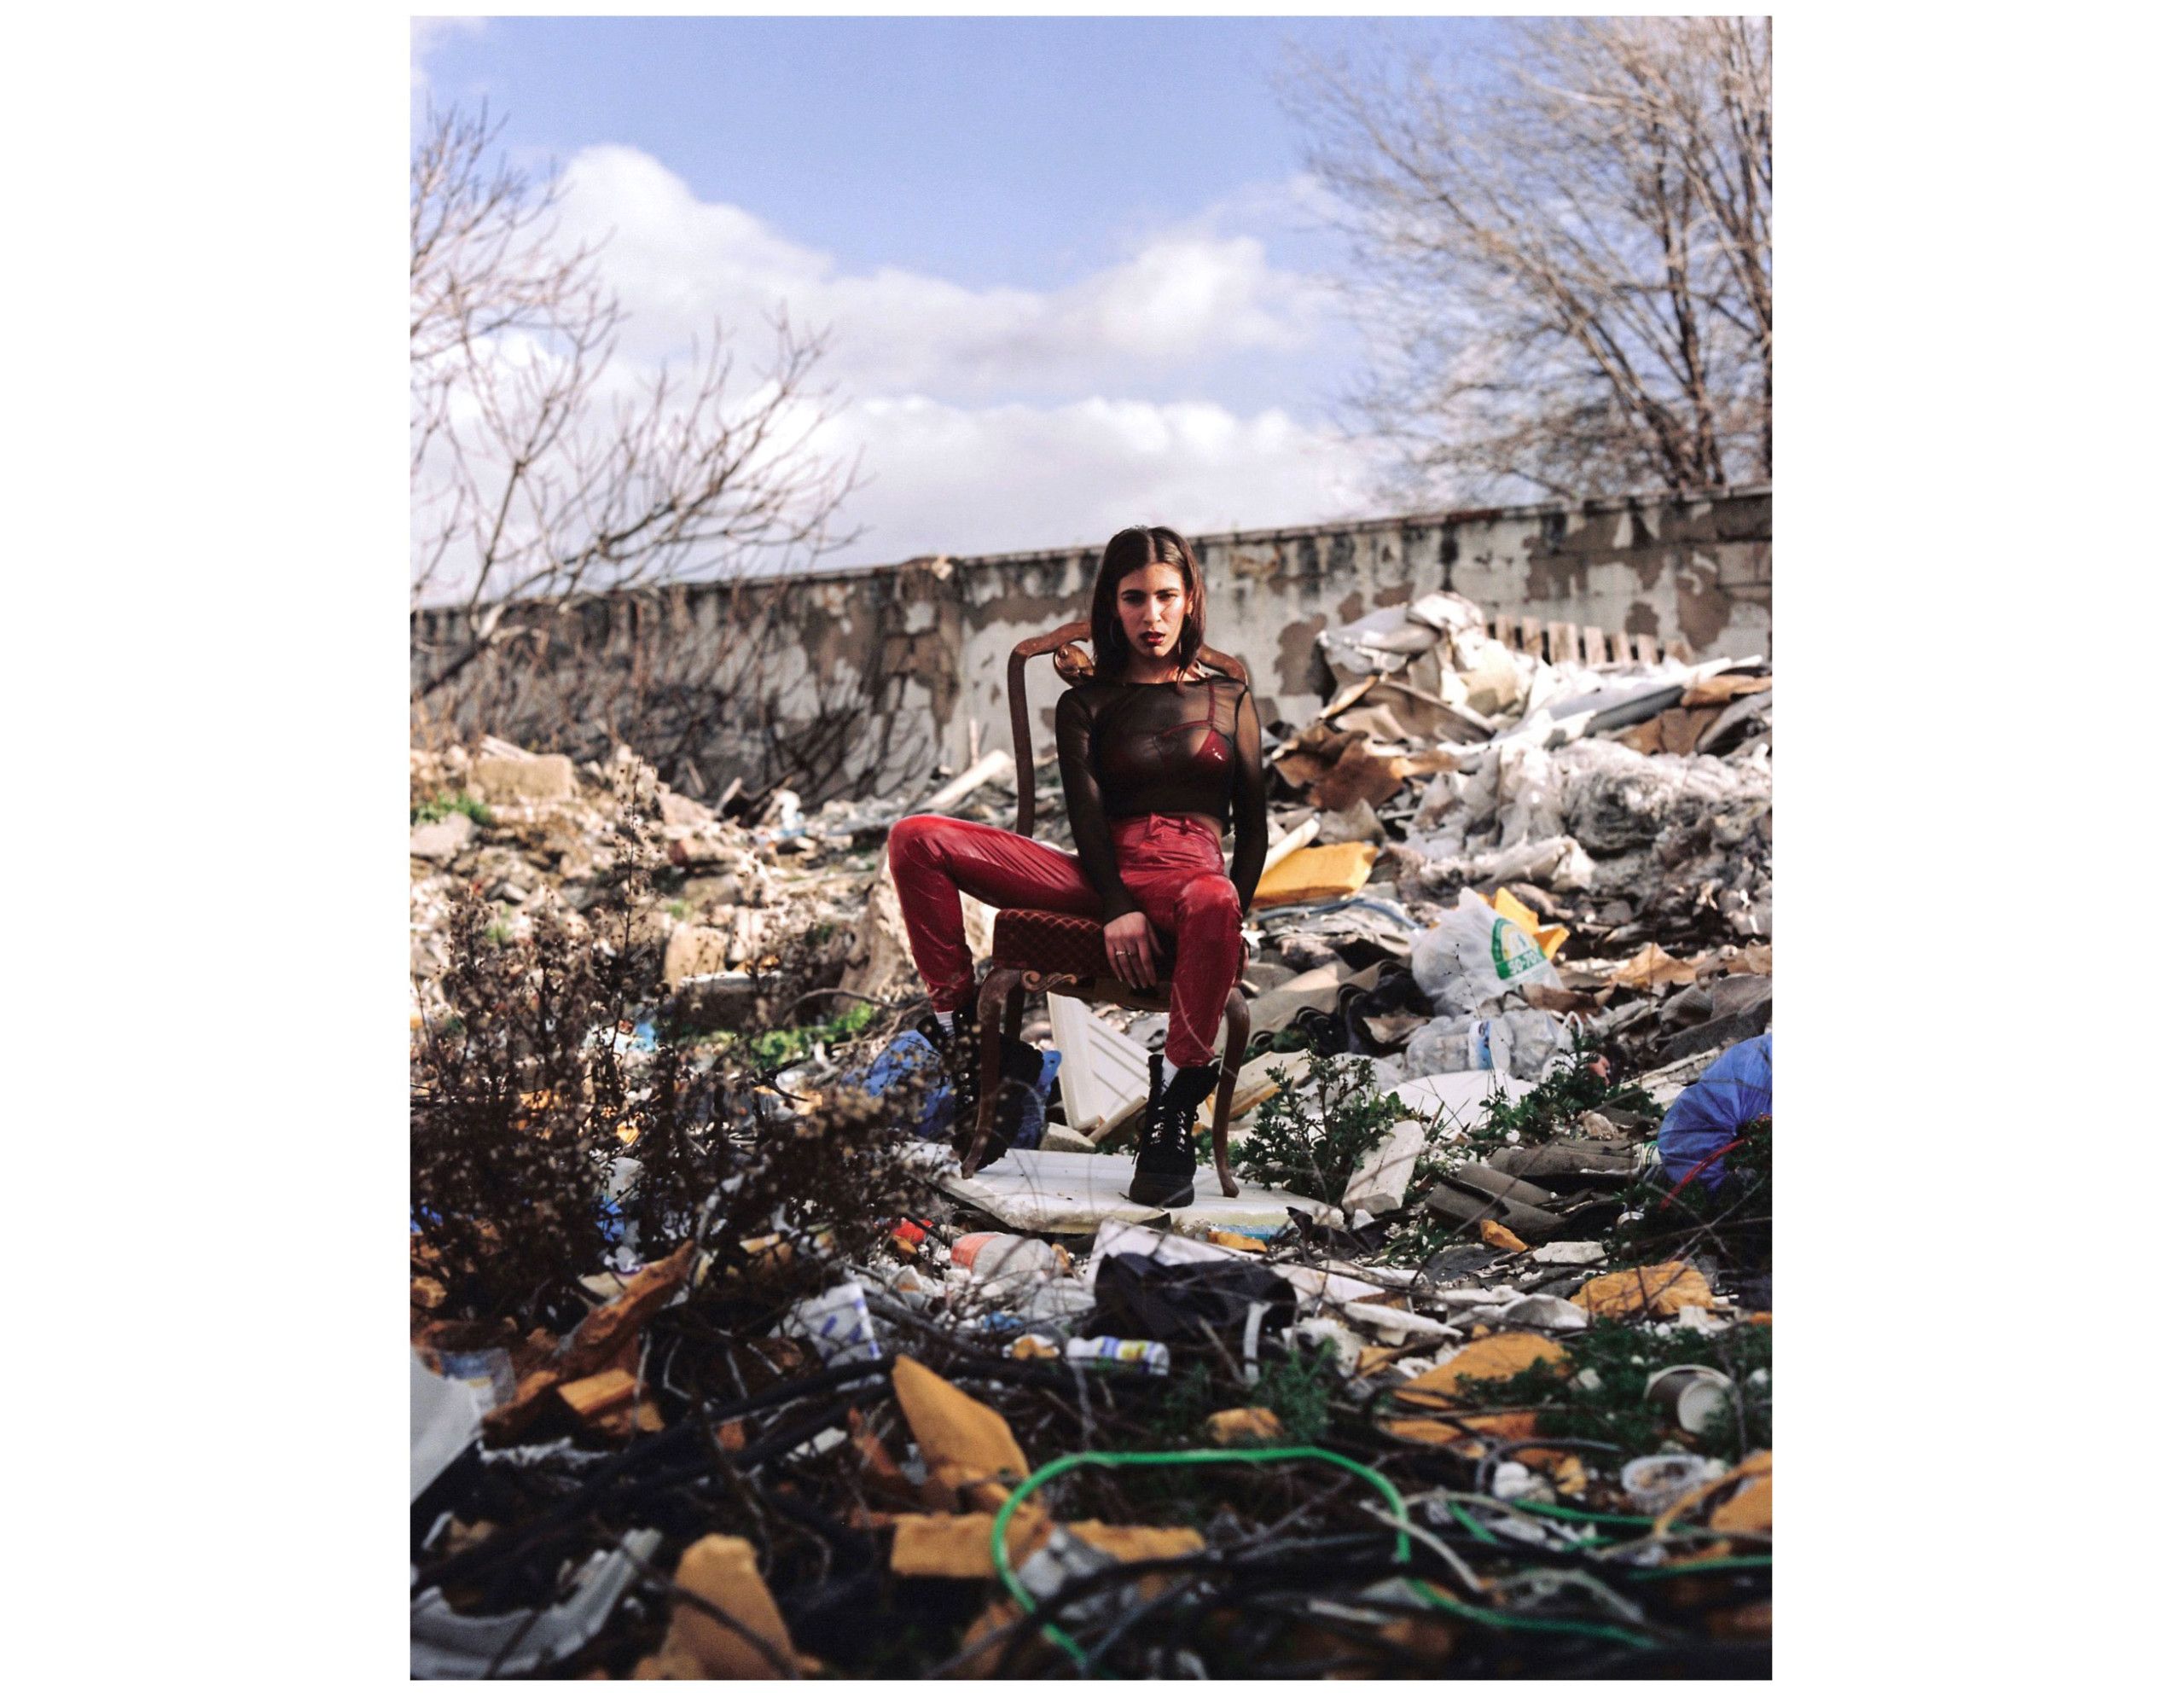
938, 1146, 1345, 1237
659, 1535, 798, 1678
1393, 1333, 1569, 1407
1490, 886, 1570, 962
557, 1367, 638, 1422
891, 1357, 1031, 1511
1206, 1407, 1285, 1445
890, 1510, 1052, 1579
1573, 1260, 1714, 1320
1252, 840, 1380, 908
1606, 944, 1705, 991
1707, 1454, 1774, 1534
886, 1511, 1205, 1582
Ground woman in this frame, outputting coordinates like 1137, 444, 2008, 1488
887, 524, 1268, 1206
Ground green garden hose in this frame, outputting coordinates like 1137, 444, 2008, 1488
986, 1446, 1662, 1670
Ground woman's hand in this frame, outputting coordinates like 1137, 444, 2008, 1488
1103, 912, 1159, 991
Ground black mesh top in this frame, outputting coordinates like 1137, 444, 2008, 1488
1054, 669, 1269, 921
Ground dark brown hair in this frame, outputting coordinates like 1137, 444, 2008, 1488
1089, 524, 1206, 680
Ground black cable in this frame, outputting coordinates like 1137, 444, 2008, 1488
416, 1369, 891, 1594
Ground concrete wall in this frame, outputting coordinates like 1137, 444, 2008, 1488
412, 484, 1769, 804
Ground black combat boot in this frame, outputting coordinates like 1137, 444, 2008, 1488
1129, 1052, 1221, 1208
917, 1006, 1042, 1171
915, 1007, 985, 1150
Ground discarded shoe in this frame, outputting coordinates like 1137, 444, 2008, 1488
1129, 1053, 1220, 1208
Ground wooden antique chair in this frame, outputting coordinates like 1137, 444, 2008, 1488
963, 620, 1252, 1196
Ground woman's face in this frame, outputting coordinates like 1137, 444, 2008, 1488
1114, 562, 1189, 664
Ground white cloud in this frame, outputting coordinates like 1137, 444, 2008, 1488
808, 393, 1382, 565
415, 141, 1385, 597
549, 145, 1333, 398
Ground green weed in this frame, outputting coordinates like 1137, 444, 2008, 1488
1484, 1318, 1770, 1462
411, 790, 493, 828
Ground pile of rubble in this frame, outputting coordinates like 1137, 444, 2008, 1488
409, 588, 1772, 1677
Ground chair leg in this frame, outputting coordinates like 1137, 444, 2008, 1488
966, 969, 1018, 1177
1210, 986, 1249, 1198
1003, 982, 1026, 1041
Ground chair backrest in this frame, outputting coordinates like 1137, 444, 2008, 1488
1004, 622, 1252, 837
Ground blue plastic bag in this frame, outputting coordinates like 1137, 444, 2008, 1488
847, 1031, 1060, 1149
850, 1031, 953, 1140
1656, 1033, 1771, 1189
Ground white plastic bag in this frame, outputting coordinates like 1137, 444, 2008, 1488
1409, 889, 1563, 1018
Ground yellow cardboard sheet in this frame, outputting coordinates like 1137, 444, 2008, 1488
1490, 886, 1570, 961
1252, 840, 1379, 909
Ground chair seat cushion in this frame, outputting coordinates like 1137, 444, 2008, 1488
990, 909, 1245, 984
991, 909, 1115, 980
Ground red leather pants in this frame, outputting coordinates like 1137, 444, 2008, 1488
886, 812, 1242, 1067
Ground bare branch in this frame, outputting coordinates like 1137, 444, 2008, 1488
1282, 17, 1770, 505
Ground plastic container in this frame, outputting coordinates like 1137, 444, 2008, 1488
952, 1232, 1071, 1289
1064, 1337, 1171, 1375
776, 1281, 884, 1367
1620, 1452, 1725, 1516
1643, 1365, 1734, 1436
434, 1347, 516, 1411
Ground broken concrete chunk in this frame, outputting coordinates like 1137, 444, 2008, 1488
1424, 1184, 1566, 1245
1341, 1121, 1426, 1214
673, 971, 759, 1032
839, 874, 919, 1000
410, 813, 475, 863
663, 922, 730, 988
473, 753, 575, 804
1529, 1240, 1608, 1265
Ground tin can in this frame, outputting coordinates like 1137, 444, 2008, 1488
1065, 1337, 1171, 1375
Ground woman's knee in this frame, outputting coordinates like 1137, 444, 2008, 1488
886, 813, 944, 872
1176, 873, 1241, 925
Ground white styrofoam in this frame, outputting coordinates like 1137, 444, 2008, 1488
938, 1147, 1344, 1237
1391, 1070, 1534, 1130
1048, 996, 1150, 1131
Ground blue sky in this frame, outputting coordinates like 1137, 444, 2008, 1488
413, 15, 1507, 570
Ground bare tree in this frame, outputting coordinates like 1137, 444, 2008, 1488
410, 102, 865, 700
1284, 16, 1770, 505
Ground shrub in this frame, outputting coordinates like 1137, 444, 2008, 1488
1232, 1052, 1409, 1206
